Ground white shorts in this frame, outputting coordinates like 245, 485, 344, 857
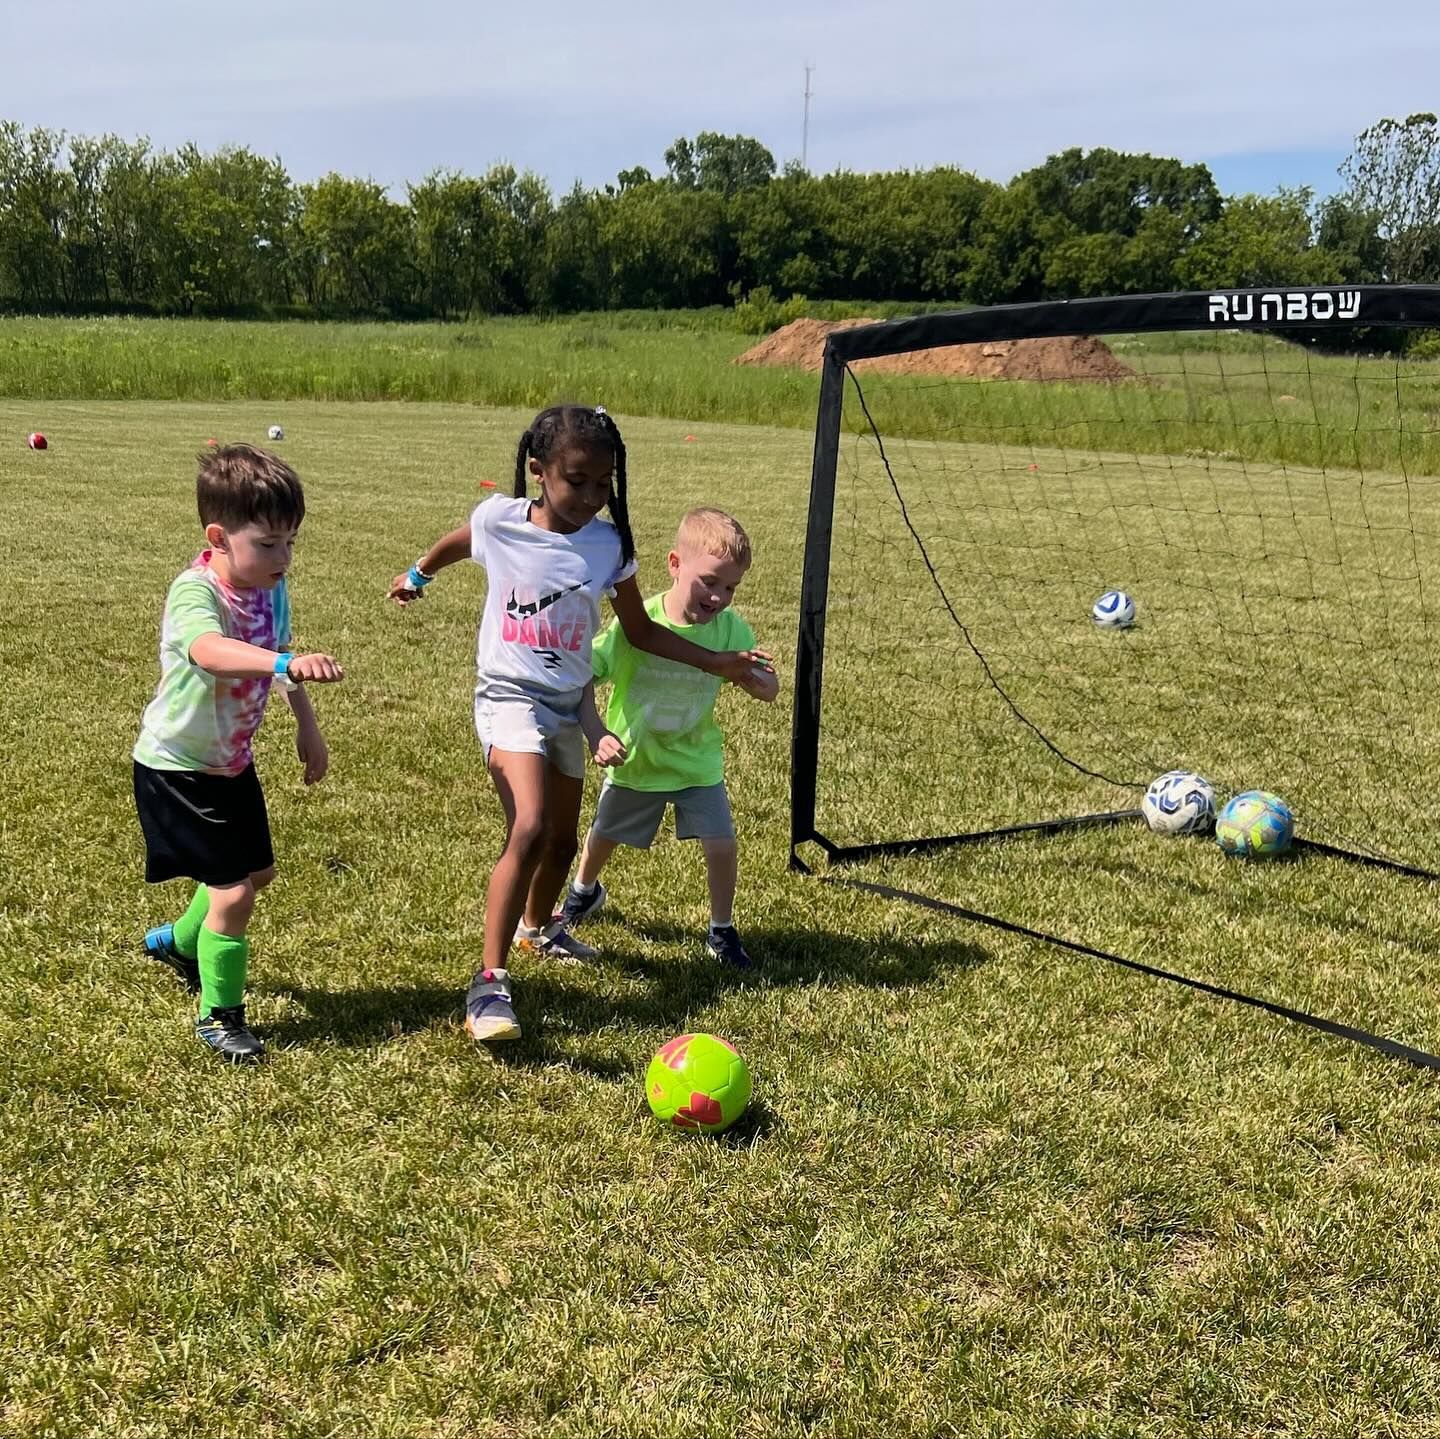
474, 693, 586, 779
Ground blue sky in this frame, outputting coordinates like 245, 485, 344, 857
2, 0, 1435, 199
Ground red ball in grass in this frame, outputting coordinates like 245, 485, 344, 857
206, 437, 220, 447
26, 432, 47, 450
479, 479, 496, 489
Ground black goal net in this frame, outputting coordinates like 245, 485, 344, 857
791, 287, 1440, 881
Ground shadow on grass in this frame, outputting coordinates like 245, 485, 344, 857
258, 920, 990, 1077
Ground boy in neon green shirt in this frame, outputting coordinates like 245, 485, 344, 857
559, 509, 778, 967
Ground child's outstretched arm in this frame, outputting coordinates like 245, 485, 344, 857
188, 633, 345, 684
387, 524, 471, 605
578, 681, 627, 768
610, 576, 771, 685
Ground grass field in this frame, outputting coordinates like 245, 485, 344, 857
7, 388, 1440, 1437
6, 315, 1440, 474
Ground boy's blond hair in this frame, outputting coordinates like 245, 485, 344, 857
675, 508, 752, 569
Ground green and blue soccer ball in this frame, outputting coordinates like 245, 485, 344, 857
1215, 790, 1294, 857
1092, 589, 1136, 628
646, 1032, 751, 1134
1142, 770, 1215, 835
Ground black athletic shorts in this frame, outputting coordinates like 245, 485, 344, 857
133, 761, 274, 886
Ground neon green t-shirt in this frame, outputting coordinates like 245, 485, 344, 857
593, 592, 755, 792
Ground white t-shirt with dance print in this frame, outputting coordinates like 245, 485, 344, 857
470, 495, 638, 708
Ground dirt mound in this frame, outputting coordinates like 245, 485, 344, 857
735, 317, 1137, 383
732, 318, 876, 371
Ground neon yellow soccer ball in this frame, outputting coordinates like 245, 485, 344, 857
646, 1032, 752, 1134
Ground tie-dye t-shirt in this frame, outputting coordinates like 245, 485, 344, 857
133, 553, 291, 776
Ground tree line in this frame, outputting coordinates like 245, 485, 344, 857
0, 117, 1434, 320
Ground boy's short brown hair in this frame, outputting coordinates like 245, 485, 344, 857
197, 444, 305, 531
675, 508, 751, 569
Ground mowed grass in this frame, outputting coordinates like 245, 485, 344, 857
6, 400, 1440, 1437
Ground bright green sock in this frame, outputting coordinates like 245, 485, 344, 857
171, 886, 209, 960
198, 927, 249, 1017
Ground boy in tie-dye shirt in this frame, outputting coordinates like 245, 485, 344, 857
133, 444, 344, 1063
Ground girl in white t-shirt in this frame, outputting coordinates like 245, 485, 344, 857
388, 405, 768, 1043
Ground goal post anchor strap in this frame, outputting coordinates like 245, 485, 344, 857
823, 872, 1440, 1073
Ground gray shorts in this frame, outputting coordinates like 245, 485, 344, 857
474, 693, 586, 779
590, 780, 734, 849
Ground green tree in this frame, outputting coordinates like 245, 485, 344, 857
149, 145, 295, 312
602, 183, 727, 307
1176, 189, 1341, 290
1339, 113, 1440, 281
1014, 147, 1220, 298
409, 166, 552, 316
93, 135, 166, 306
297, 174, 414, 313
62, 134, 108, 304
665, 133, 775, 196
1021, 147, 1221, 240
966, 183, 1047, 304
0, 123, 69, 306
1313, 195, 1386, 284
614, 166, 651, 193
539, 182, 612, 312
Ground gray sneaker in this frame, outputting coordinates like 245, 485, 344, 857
465, 967, 521, 1042
516, 920, 599, 963
559, 881, 607, 928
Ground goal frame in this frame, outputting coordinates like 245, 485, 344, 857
789, 284, 1440, 873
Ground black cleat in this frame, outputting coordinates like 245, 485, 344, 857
143, 923, 200, 993
196, 1006, 267, 1064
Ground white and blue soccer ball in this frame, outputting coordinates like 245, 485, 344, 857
267, 424, 285, 441
1141, 770, 1216, 835
1092, 589, 1136, 628
1215, 790, 1294, 857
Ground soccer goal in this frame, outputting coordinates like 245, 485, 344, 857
790, 286, 1440, 885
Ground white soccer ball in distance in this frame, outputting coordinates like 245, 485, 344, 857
1092, 589, 1136, 628
267, 424, 285, 441
1142, 769, 1216, 835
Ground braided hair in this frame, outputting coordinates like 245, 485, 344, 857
512, 404, 634, 565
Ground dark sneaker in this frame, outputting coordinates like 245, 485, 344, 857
559, 881, 607, 928
196, 1006, 266, 1064
466, 967, 521, 1042
144, 923, 200, 993
706, 925, 753, 970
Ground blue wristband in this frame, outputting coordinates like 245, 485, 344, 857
407, 562, 433, 589
273, 652, 294, 679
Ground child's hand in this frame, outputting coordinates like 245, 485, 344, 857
591, 730, 627, 767
296, 723, 330, 785
714, 648, 773, 685
287, 653, 345, 684
387, 573, 424, 605
736, 661, 781, 701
